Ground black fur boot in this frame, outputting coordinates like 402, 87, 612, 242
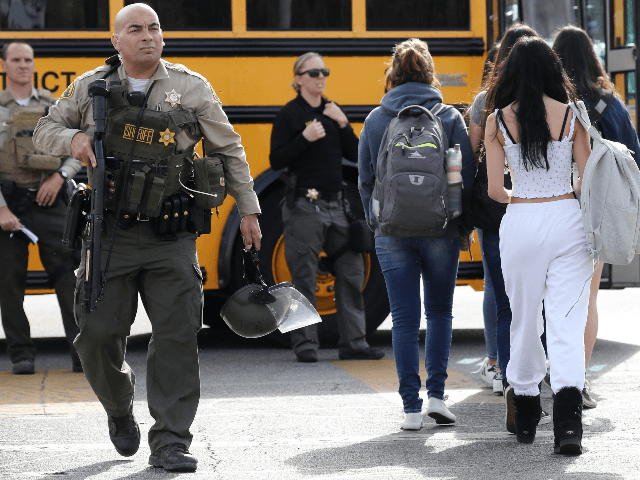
514, 394, 541, 444
553, 387, 583, 455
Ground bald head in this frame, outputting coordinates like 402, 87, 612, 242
111, 3, 163, 78
114, 3, 159, 33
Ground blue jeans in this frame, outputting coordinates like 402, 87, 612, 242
478, 231, 511, 378
375, 235, 460, 413
477, 229, 498, 362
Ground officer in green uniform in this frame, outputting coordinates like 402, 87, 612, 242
33, 4, 262, 473
0, 41, 82, 375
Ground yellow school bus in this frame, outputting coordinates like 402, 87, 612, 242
3, 0, 636, 336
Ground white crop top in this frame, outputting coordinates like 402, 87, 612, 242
497, 109, 576, 199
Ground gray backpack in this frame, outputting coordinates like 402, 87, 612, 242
371, 104, 451, 237
570, 101, 640, 265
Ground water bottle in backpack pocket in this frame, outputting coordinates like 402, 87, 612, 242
445, 144, 463, 219
372, 104, 452, 237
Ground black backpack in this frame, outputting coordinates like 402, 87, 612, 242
372, 104, 453, 237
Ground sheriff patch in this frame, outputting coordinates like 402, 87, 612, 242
123, 124, 154, 144
60, 81, 76, 99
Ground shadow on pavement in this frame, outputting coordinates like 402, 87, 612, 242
284, 427, 624, 480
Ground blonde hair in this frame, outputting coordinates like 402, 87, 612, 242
385, 38, 440, 93
291, 52, 323, 93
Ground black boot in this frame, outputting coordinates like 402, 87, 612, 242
149, 443, 198, 472
513, 394, 541, 444
553, 387, 583, 455
108, 405, 140, 457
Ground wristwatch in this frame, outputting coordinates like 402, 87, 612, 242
56, 169, 69, 181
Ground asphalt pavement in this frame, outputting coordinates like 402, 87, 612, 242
1, 286, 639, 479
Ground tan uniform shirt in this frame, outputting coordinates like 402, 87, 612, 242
0, 87, 81, 209
33, 58, 261, 217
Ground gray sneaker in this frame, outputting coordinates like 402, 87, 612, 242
12, 359, 35, 375
582, 379, 597, 409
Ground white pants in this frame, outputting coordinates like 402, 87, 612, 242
500, 199, 593, 396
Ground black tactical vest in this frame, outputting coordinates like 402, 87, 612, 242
102, 81, 201, 216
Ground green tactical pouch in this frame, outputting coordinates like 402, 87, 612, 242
192, 156, 226, 209
163, 153, 191, 196
144, 175, 166, 217
126, 170, 146, 212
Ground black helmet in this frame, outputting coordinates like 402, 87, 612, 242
221, 248, 321, 338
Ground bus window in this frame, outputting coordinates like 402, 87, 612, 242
520, 0, 579, 42
365, 0, 469, 30
0, 0, 108, 30
503, 0, 519, 29
624, 0, 636, 122
124, 0, 232, 31
246, 0, 351, 30
583, 0, 606, 66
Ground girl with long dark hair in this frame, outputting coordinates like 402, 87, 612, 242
467, 23, 540, 404
553, 25, 640, 410
484, 37, 592, 454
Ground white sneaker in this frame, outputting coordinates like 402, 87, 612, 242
473, 357, 498, 386
400, 412, 423, 430
493, 371, 503, 396
426, 397, 456, 425
582, 379, 597, 409
539, 409, 551, 425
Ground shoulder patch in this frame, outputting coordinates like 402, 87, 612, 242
209, 84, 221, 104
60, 81, 76, 99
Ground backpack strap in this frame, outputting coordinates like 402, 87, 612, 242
569, 101, 603, 143
587, 88, 615, 127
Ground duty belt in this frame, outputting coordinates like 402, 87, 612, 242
296, 187, 342, 202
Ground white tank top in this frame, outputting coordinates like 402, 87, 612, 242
497, 108, 576, 199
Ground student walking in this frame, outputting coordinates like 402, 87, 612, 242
359, 38, 475, 430
484, 37, 592, 454
553, 25, 640, 409
468, 24, 539, 402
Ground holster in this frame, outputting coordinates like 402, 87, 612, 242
0, 181, 37, 215
279, 171, 297, 209
186, 202, 212, 236
62, 182, 90, 250
342, 184, 375, 254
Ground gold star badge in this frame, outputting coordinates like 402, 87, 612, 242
164, 89, 182, 107
306, 188, 319, 201
159, 128, 175, 146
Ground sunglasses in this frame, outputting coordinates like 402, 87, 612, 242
298, 68, 330, 78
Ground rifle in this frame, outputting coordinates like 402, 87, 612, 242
84, 79, 110, 312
